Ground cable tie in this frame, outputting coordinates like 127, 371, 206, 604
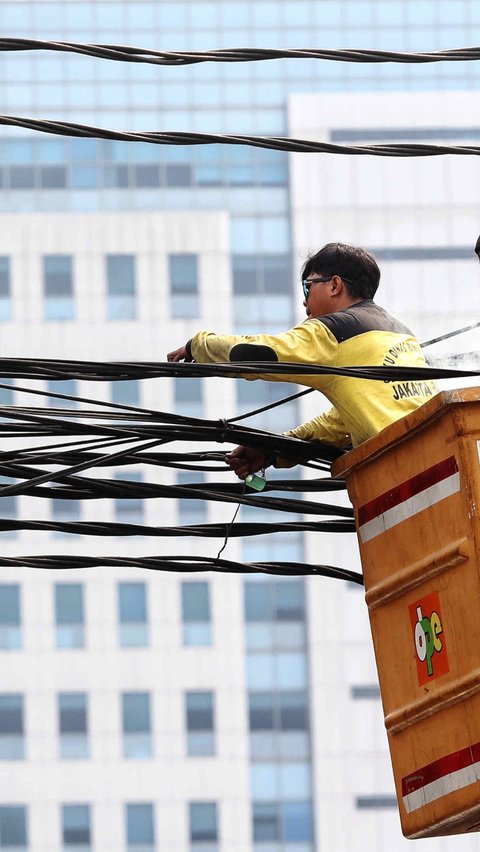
218, 418, 234, 443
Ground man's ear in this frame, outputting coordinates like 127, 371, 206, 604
330, 275, 344, 294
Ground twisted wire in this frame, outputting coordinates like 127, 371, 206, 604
1, 114, 480, 157
1, 39, 480, 67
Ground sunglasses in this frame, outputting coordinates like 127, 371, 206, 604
301, 276, 332, 299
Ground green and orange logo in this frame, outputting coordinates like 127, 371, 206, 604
409, 592, 449, 686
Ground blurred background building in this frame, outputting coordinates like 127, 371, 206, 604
0, 1, 479, 850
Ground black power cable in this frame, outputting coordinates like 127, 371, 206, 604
1, 39, 480, 67
2, 114, 480, 157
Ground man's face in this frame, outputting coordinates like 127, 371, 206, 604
302, 272, 335, 318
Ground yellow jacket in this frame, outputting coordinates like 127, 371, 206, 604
190, 300, 437, 449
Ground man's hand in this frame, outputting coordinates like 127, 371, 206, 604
226, 445, 268, 480
167, 345, 193, 363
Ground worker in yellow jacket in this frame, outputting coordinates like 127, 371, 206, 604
167, 242, 436, 478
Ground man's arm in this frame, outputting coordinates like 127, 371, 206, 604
168, 321, 338, 370
226, 407, 351, 478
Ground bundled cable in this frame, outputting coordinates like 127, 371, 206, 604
1, 115, 480, 157
1, 39, 480, 67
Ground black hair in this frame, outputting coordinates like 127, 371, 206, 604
302, 242, 380, 300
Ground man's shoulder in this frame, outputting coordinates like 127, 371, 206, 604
311, 301, 414, 343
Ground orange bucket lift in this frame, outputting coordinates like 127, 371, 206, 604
332, 387, 480, 839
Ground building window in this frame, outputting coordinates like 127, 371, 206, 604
0, 695, 24, 760
244, 576, 306, 649
111, 381, 139, 407
181, 582, 212, 646
177, 472, 207, 525
236, 382, 297, 434
58, 693, 88, 760
350, 685, 381, 700
62, 804, 91, 850
0, 585, 21, 649
244, 581, 305, 622
189, 802, 218, 850
106, 254, 136, 320
43, 255, 74, 321
355, 795, 397, 809
47, 380, 78, 408
118, 583, 148, 648
0, 258, 12, 322
122, 693, 152, 759
114, 472, 144, 525
169, 253, 199, 318
248, 691, 309, 732
186, 691, 215, 757
0, 475, 18, 538
125, 804, 155, 852
0, 805, 27, 849
174, 378, 203, 418
51, 499, 81, 536
252, 800, 313, 843
54, 584, 85, 649
232, 254, 292, 330
0, 381, 13, 408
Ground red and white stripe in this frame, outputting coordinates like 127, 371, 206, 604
402, 742, 480, 813
357, 456, 460, 543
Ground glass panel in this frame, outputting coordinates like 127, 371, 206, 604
186, 691, 214, 731
0, 258, 11, 322
106, 255, 136, 320
166, 164, 192, 186
169, 254, 199, 318
247, 655, 275, 690
249, 692, 274, 731
279, 691, 309, 731
114, 472, 144, 524
182, 582, 210, 622
178, 472, 207, 524
56, 625, 85, 649
174, 378, 203, 417
59, 694, 87, 733
122, 693, 150, 731
60, 733, 89, 760
0, 805, 27, 846
44, 255, 74, 321
279, 764, 311, 800
276, 654, 307, 689
253, 802, 280, 841
55, 585, 84, 625
111, 381, 140, 406
40, 165, 67, 188
0, 586, 20, 629
126, 804, 155, 844
119, 583, 147, 623
47, 380, 78, 408
244, 584, 271, 622
52, 499, 81, 536
62, 804, 90, 846
119, 584, 148, 648
187, 732, 215, 757
122, 693, 152, 758
0, 694, 23, 759
134, 164, 161, 187
9, 166, 35, 189
55, 585, 84, 649
189, 802, 217, 842
275, 582, 304, 621
183, 624, 212, 646
281, 800, 313, 842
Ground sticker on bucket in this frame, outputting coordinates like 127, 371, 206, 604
357, 456, 460, 543
402, 741, 480, 813
409, 591, 449, 686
